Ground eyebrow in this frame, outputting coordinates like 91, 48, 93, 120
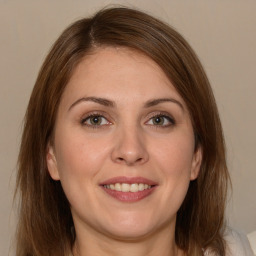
68, 96, 184, 111
144, 98, 184, 110
68, 97, 115, 111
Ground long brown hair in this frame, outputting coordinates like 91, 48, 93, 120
15, 7, 230, 256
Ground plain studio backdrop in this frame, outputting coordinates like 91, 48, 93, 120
0, 1, 255, 255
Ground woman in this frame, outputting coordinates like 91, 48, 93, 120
15, 7, 252, 256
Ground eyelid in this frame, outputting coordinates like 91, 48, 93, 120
80, 111, 112, 127
145, 111, 176, 127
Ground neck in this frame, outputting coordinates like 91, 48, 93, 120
72, 220, 183, 256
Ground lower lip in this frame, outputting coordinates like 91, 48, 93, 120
101, 186, 157, 202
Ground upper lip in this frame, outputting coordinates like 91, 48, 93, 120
100, 176, 158, 186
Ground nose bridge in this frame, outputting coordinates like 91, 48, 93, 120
111, 122, 149, 165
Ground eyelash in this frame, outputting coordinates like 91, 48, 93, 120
80, 112, 175, 129
145, 112, 175, 128
80, 113, 111, 129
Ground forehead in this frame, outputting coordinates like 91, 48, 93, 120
60, 46, 185, 108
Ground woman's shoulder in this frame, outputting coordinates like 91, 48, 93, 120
204, 228, 254, 256
224, 228, 254, 256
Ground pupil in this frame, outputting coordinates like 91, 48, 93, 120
91, 116, 101, 125
154, 117, 163, 125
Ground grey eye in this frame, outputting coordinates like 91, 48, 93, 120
83, 115, 109, 126
89, 116, 103, 125
147, 115, 175, 126
152, 116, 165, 125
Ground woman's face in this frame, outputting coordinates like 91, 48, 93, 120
47, 47, 201, 240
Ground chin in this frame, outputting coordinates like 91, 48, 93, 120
98, 212, 171, 241
103, 225, 156, 241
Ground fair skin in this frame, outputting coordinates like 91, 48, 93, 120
47, 47, 202, 256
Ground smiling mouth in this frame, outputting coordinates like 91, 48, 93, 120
102, 183, 153, 192
100, 177, 157, 202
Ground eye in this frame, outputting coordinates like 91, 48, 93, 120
81, 114, 110, 127
146, 114, 175, 127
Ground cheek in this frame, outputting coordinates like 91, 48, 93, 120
52, 133, 109, 213
151, 133, 195, 206
154, 132, 195, 175
54, 131, 110, 190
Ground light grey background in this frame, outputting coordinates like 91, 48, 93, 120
1, 1, 255, 255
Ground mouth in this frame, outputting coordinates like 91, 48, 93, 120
100, 176, 158, 202
102, 183, 154, 192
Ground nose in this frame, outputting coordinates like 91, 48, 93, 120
111, 125, 149, 166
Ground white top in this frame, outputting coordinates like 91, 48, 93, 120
225, 228, 254, 256
247, 230, 256, 255
204, 228, 254, 256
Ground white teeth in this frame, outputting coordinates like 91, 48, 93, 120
138, 183, 145, 191
121, 183, 130, 192
115, 183, 121, 191
103, 183, 152, 192
130, 183, 138, 192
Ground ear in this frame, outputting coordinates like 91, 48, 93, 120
190, 146, 202, 180
46, 144, 60, 181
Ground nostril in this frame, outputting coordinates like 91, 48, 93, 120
136, 158, 143, 162
115, 156, 144, 166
